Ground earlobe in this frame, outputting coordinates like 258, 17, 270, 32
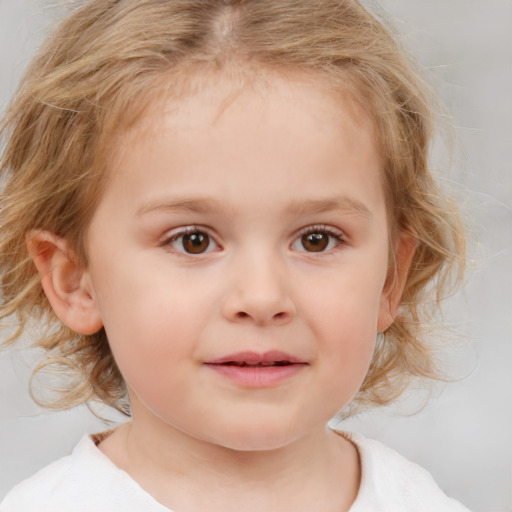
26, 230, 103, 335
377, 233, 417, 332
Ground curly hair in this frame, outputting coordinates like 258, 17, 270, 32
0, 0, 464, 415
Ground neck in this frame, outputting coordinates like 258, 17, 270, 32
99, 419, 360, 512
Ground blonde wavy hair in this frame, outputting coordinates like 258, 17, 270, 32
0, 0, 464, 415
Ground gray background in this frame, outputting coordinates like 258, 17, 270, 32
0, 1, 511, 510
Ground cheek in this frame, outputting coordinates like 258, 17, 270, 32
90, 265, 213, 385
317, 312, 377, 414
318, 309, 377, 382
298, 259, 384, 394
300, 261, 386, 337
100, 293, 201, 414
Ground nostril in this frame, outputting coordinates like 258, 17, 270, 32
234, 311, 289, 323
273, 312, 288, 321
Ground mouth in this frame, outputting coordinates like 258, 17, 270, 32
205, 351, 306, 367
219, 360, 294, 368
204, 351, 307, 387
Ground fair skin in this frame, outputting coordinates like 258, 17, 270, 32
28, 75, 414, 512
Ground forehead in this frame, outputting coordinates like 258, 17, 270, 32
110, 71, 378, 170
96, 74, 384, 221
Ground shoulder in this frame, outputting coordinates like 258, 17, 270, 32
341, 431, 471, 512
0, 435, 168, 512
1, 448, 74, 512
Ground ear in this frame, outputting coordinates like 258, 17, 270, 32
377, 233, 417, 332
26, 230, 103, 335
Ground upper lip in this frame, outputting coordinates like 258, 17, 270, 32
205, 351, 306, 366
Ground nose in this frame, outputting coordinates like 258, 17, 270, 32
221, 252, 296, 326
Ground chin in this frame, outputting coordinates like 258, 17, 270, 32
204, 420, 312, 453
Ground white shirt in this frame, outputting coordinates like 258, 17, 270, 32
1, 431, 470, 511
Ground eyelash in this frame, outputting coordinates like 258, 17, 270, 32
160, 225, 220, 255
160, 224, 346, 256
291, 225, 346, 254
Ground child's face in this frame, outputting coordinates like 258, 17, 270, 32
83, 76, 396, 451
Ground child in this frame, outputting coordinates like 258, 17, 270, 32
0, 0, 470, 510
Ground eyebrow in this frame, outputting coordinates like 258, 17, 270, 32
285, 197, 372, 218
136, 195, 372, 218
136, 197, 236, 217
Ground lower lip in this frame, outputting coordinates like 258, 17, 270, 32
204, 364, 307, 388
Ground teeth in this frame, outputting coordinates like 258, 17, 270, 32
224, 361, 291, 367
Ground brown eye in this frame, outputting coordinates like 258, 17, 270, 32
291, 226, 344, 253
301, 232, 329, 252
166, 229, 218, 255
181, 232, 211, 254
